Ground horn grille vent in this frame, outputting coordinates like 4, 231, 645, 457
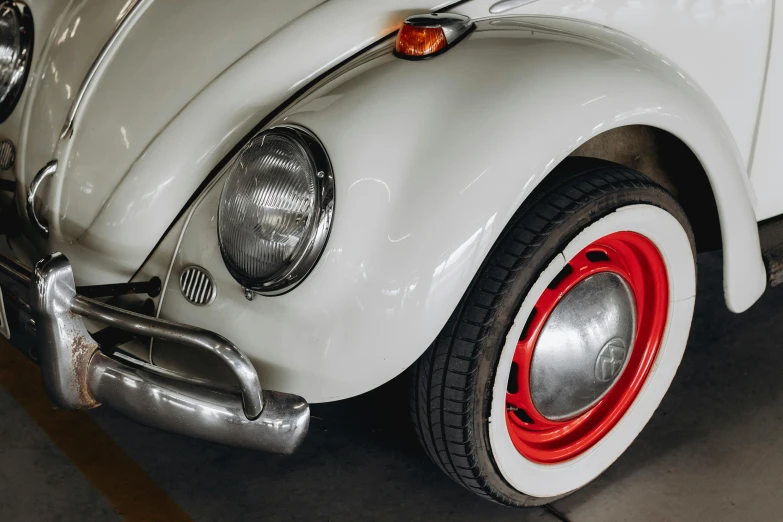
179, 266, 216, 306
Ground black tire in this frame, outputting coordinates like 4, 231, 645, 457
409, 158, 696, 506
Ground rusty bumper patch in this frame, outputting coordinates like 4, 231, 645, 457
32, 254, 100, 410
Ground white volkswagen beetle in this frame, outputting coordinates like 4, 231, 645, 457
0, 0, 781, 507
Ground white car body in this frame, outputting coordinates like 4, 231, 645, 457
2, 0, 780, 404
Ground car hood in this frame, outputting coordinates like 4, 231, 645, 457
18, 0, 325, 274
14, 0, 464, 284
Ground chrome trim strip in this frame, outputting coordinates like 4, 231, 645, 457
489, 0, 541, 14
59, 0, 149, 140
26, 159, 56, 237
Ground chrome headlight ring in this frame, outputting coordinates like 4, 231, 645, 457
217, 125, 335, 296
0, 1, 33, 123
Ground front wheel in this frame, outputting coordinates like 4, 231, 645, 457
410, 159, 696, 506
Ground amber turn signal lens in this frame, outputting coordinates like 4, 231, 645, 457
395, 24, 447, 58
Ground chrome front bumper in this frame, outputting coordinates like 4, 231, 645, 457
0, 252, 309, 454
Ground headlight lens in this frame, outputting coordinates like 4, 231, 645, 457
0, 2, 32, 123
218, 126, 335, 295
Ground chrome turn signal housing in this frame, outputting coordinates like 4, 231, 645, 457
394, 13, 473, 60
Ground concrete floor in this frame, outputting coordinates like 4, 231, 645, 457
2, 250, 783, 521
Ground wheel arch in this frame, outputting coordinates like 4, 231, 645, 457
569, 125, 720, 254
157, 15, 765, 402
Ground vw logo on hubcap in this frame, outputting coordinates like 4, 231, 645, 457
594, 339, 628, 383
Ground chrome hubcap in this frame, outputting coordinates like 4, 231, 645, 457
529, 272, 637, 421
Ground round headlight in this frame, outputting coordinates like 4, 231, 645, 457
217, 126, 335, 295
0, 2, 32, 123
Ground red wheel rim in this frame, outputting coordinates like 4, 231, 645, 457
505, 231, 669, 464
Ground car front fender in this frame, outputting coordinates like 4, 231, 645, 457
155, 16, 766, 402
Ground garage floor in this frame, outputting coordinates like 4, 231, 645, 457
2, 250, 783, 522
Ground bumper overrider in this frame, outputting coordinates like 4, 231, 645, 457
0, 251, 309, 454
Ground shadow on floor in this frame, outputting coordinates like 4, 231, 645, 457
84, 250, 783, 521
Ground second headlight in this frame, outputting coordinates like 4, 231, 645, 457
217, 125, 335, 296
0, 1, 33, 123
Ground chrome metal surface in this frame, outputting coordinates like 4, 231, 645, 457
489, 0, 542, 14
70, 294, 263, 419
179, 266, 216, 306
0, 252, 31, 317
0, 251, 311, 453
26, 160, 56, 236
112, 351, 241, 393
403, 13, 473, 44
0, 1, 33, 122
30, 253, 99, 410
0, 250, 31, 286
88, 351, 309, 454
59, 0, 148, 140
0, 139, 15, 169
529, 272, 637, 421
218, 125, 335, 296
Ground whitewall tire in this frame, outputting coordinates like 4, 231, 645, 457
410, 159, 696, 506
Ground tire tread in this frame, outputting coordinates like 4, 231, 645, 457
409, 161, 681, 506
